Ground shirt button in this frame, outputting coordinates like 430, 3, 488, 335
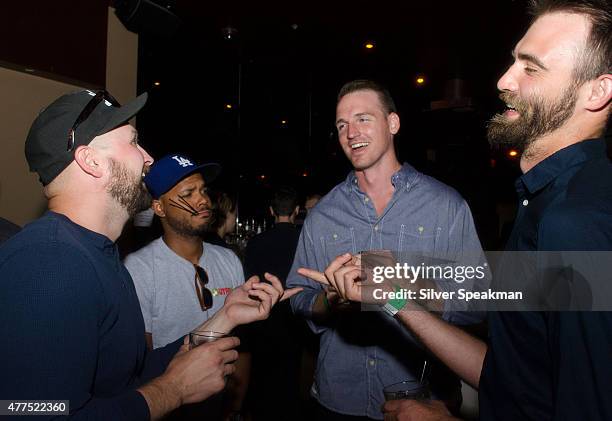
369, 359, 375, 366
522, 199, 529, 206
365, 197, 369, 202
374, 226, 379, 231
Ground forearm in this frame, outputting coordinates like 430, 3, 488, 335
197, 307, 236, 334
396, 308, 486, 389
137, 375, 181, 421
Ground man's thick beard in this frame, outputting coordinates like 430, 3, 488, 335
166, 213, 210, 239
487, 83, 578, 153
107, 158, 152, 217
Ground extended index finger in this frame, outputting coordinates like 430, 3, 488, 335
260, 273, 303, 301
297, 267, 329, 285
280, 287, 303, 301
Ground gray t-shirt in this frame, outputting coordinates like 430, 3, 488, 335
125, 237, 244, 349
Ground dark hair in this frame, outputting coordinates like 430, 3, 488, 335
209, 190, 236, 231
337, 80, 397, 114
528, 0, 611, 84
271, 186, 298, 217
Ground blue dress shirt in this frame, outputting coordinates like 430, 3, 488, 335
287, 163, 484, 418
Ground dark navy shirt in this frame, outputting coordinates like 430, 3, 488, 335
0, 212, 181, 420
480, 139, 612, 420
0, 216, 20, 245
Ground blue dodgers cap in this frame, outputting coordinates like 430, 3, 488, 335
144, 154, 221, 199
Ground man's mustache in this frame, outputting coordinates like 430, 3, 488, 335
499, 92, 530, 116
168, 196, 210, 216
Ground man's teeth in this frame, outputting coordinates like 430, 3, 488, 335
351, 142, 369, 150
506, 103, 516, 110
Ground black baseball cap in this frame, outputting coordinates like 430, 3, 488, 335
25, 90, 148, 185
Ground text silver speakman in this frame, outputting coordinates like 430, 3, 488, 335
373, 288, 522, 302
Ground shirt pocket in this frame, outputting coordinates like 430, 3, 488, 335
322, 227, 357, 263
398, 224, 443, 256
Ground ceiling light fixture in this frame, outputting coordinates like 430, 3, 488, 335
222, 26, 238, 41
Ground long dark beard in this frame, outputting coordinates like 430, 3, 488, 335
107, 158, 152, 217
487, 83, 579, 152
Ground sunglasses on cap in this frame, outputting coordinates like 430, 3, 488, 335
67, 90, 120, 152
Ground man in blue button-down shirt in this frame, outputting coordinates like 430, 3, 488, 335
286, 80, 485, 420
300, 2, 612, 420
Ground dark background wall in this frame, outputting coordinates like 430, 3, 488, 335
0, 0, 109, 88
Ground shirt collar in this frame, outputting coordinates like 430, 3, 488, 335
344, 162, 419, 193
47, 211, 115, 252
516, 138, 607, 196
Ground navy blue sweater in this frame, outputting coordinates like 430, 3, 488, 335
0, 212, 181, 420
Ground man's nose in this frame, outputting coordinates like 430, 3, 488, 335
497, 64, 519, 93
139, 145, 154, 166
347, 123, 360, 139
195, 190, 210, 208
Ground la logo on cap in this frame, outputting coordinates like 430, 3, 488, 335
172, 156, 193, 168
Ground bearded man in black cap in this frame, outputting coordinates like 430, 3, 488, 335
0, 90, 298, 420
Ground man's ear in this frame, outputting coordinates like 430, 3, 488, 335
585, 74, 612, 112
152, 199, 166, 218
388, 112, 400, 135
293, 206, 300, 217
73, 145, 104, 178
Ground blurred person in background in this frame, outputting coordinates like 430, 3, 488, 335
205, 190, 238, 249
244, 186, 308, 420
